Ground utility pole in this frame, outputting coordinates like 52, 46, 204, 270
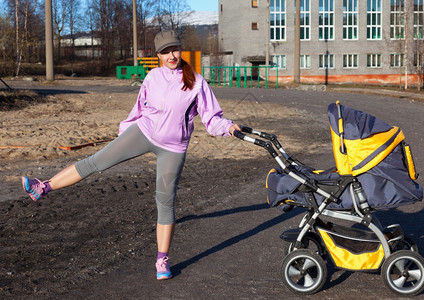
265, 0, 270, 66
294, 0, 300, 83
133, 0, 138, 66
45, 0, 54, 81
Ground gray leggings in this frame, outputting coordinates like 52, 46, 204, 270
75, 124, 186, 225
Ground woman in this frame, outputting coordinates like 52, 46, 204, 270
22, 30, 240, 280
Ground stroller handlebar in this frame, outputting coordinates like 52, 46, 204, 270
234, 129, 278, 158
235, 125, 287, 160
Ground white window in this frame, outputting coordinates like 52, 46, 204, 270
414, 53, 424, 66
414, 0, 424, 39
319, 54, 334, 69
272, 55, 287, 69
270, 0, 286, 41
343, 0, 358, 40
319, 0, 334, 40
295, 0, 311, 40
300, 55, 311, 69
343, 54, 358, 68
391, 0, 405, 40
390, 53, 404, 67
367, 54, 382, 68
367, 0, 382, 40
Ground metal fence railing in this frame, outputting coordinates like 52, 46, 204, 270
202, 66, 280, 89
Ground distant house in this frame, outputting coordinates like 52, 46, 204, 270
61, 33, 101, 58
218, 0, 424, 86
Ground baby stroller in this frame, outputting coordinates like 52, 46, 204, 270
234, 101, 424, 295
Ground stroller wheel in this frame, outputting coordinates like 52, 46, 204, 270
381, 250, 424, 296
281, 249, 327, 295
285, 232, 325, 258
391, 236, 419, 253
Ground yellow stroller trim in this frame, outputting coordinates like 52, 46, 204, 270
318, 229, 385, 270
331, 126, 405, 176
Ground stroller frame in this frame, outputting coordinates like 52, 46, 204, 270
234, 123, 424, 296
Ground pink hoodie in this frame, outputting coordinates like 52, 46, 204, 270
119, 66, 233, 153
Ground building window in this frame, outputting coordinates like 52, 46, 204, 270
390, 53, 404, 67
391, 0, 405, 39
319, 0, 334, 40
343, 54, 358, 68
414, 0, 424, 39
367, 0, 382, 39
252, 22, 259, 30
319, 54, 334, 68
270, 0, 286, 41
272, 55, 287, 69
367, 54, 382, 68
300, 55, 311, 69
343, 0, 358, 40
294, 0, 311, 40
252, 0, 258, 8
414, 53, 424, 66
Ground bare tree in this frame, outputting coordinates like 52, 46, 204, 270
137, 0, 157, 56
68, 0, 80, 66
14, 0, 20, 75
156, 0, 192, 33
85, 0, 98, 59
52, 0, 69, 62
7, 0, 41, 76
114, 0, 132, 63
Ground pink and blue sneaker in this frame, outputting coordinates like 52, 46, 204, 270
156, 256, 172, 280
21, 176, 50, 201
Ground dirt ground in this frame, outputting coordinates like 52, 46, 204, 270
0, 79, 320, 298
2, 79, 423, 299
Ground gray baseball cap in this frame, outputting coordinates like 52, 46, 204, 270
154, 30, 182, 53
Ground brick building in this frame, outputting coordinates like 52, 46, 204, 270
218, 0, 424, 86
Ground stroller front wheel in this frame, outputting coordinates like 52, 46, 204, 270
281, 249, 327, 295
381, 250, 424, 296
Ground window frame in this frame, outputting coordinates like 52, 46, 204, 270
343, 0, 358, 40
367, 0, 382, 40
390, 53, 405, 67
343, 54, 359, 68
414, 0, 424, 39
272, 54, 287, 69
295, 0, 311, 40
300, 54, 311, 69
367, 54, 382, 68
319, 0, 335, 40
270, 0, 286, 41
319, 53, 335, 69
390, 0, 405, 40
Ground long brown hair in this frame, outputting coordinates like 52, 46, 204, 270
181, 59, 195, 91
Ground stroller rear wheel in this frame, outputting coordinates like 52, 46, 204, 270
390, 236, 419, 253
381, 250, 424, 296
281, 249, 327, 295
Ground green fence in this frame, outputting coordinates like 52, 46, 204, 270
116, 65, 148, 80
202, 66, 279, 89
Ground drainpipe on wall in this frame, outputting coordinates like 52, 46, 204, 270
294, 0, 300, 83
266, 0, 270, 67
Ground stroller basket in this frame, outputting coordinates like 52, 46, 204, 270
317, 224, 384, 271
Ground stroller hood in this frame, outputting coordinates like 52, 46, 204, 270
328, 102, 405, 176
